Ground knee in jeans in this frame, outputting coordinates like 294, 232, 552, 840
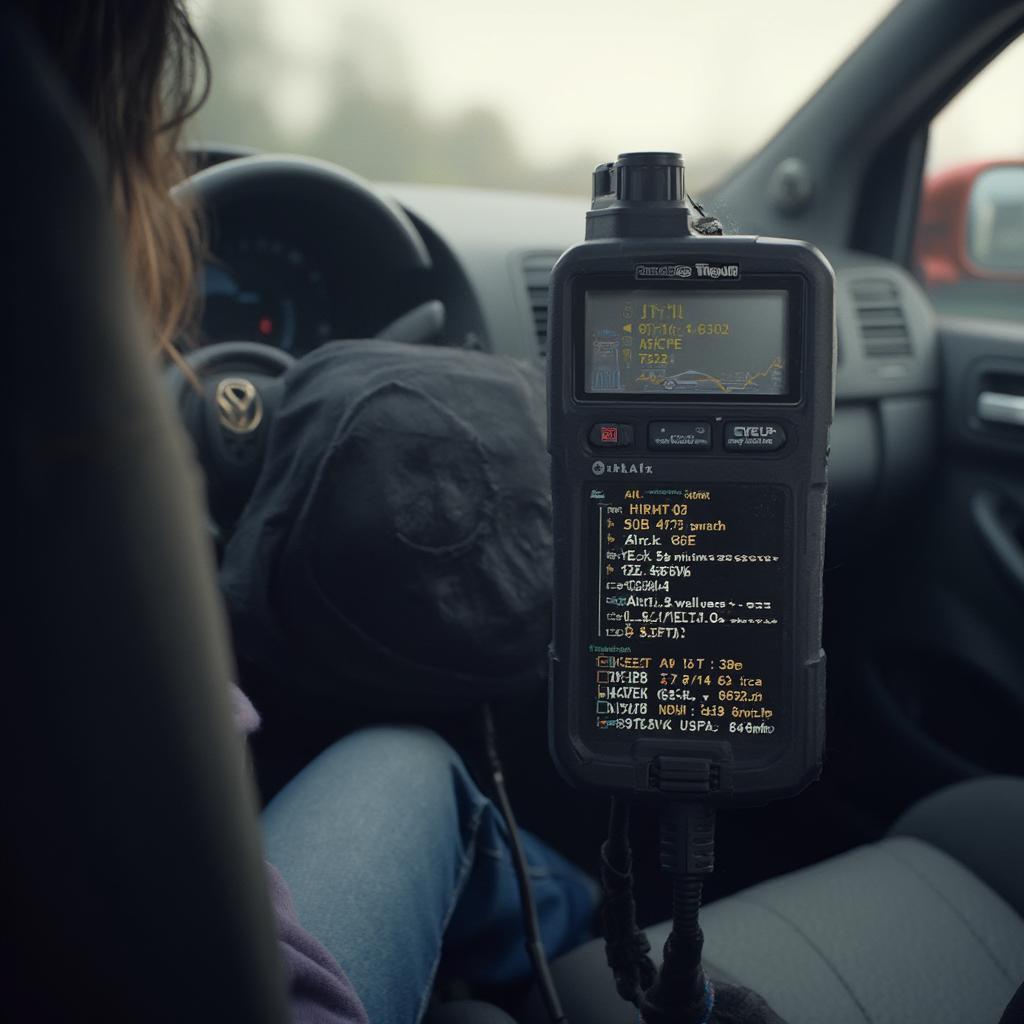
266, 724, 483, 841
341, 725, 463, 784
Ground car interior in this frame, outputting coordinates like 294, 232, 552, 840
6, 0, 1024, 1022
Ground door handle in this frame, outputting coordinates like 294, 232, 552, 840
977, 391, 1024, 427
972, 491, 1024, 598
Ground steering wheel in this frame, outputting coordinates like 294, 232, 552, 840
167, 155, 447, 533
165, 341, 294, 533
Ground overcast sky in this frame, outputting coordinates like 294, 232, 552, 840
194, 0, 1024, 180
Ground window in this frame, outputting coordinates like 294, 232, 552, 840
190, 0, 898, 196
914, 35, 1024, 324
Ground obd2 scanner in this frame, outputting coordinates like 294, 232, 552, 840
547, 154, 836, 1024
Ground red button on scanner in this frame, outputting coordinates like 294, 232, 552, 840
590, 422, 634, 447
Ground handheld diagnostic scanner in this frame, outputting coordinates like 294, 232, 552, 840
548, 152, 836, 806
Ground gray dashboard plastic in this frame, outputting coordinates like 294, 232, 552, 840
387, 185, 938, 393
388, 183, 940, 538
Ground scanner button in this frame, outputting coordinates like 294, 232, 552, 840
590, 422, 634, 447
724, 421, 787, 452
648, 421, 712, 451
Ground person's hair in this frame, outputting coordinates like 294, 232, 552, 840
17, 1, 210, 357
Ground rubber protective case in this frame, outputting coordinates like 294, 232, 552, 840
548, 235, 836, 805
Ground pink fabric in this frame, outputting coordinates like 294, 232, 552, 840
234, 684, 369, 1024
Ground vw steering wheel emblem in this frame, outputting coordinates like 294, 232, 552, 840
215, 377, 264, 434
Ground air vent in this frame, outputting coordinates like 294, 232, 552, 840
522, 253, 558, 359
851, 277, 911, 357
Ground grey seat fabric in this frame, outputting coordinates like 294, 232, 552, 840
698, 836, 1023, 1023
892, 775, 1024, 918
525, 777, 1024, 1024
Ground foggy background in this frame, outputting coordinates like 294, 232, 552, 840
190, 0, 1024, 197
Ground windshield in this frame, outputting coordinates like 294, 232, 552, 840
191, 0, 901, 196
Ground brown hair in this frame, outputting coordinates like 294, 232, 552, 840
16, 2, 210, 358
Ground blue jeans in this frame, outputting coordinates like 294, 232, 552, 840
262, 727, 598, 1024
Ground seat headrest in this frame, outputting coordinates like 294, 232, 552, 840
2, 13, 289, 1022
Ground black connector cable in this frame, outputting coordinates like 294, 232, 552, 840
479, 712, 721, 1024
480, 704, 567, 1024
601, 799, 717, 1024
599, 796, 657, 1006
639, 802, 717, 1024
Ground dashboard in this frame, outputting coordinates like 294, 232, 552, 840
200, 229, 335, 355
176, 155, 481, 353
182, 152, 941, 551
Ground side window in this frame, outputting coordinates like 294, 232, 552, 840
914, 35, 1024, 324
